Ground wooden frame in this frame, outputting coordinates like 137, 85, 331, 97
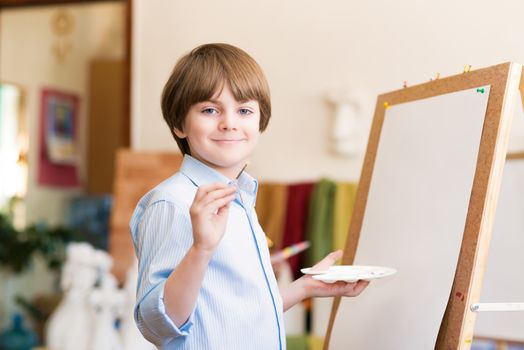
507, 152, 524, 160
0, 0, 117, 8
324, 62, 522, 349
506, 72, 524, 160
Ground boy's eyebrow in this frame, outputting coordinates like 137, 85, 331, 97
198, 98, 257, 105
234, 99, 258, 106
193, 99, 221, 107
198, 98, 219, 104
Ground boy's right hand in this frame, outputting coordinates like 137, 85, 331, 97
190, 183, 237, 254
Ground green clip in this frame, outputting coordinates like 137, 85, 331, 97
476, 88, 485, 94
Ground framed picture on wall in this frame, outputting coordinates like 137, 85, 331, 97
38, 88, 81, 187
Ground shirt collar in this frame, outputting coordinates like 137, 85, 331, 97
179, 154, 258, 208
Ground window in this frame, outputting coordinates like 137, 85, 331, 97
0, 83, 28, 216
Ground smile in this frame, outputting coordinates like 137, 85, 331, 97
212, 139, 245, 143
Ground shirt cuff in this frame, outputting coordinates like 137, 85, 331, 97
138, 279, 195, 340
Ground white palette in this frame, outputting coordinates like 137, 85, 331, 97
311, 266, 397, 283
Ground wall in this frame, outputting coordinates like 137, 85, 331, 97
131, 0, 524, 182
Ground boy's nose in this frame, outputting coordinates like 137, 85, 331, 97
219, 111, 237, 130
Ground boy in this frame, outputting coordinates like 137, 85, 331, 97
130, 43, 369, 349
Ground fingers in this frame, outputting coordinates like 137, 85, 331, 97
210, 193, 236, 214
191, 192, 235, 216
312, 279, 370, 298
199, 186, 237, 206
193, 183, 236, 209
204, 187, 236, 213
312, 250, 344, 269
340, 280, 369, 297
325, 250, 343, 263
194, 183, 235, 201
350, 280, 370, 296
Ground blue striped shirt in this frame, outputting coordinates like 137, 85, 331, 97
130, 155, 285, 349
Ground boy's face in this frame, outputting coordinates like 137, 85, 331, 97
174, 83, 261, 179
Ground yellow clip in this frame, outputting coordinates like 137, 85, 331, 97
384, 102, 390, 109
266, 235, 274, 248
465, 339, 472, 344
463, 65, 472, 73
430, 73, 441, 82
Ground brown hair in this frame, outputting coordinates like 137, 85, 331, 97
161, 43, 271, 155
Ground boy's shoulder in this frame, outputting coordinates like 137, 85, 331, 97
138, 171, 196, 210
129, 171, 196, 239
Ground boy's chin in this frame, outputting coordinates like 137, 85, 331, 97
214, 159, 249, 170
210, 157, 249, 171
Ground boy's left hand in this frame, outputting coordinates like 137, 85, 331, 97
303, 250, 369, 298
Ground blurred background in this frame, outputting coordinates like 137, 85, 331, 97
2, 1, 524, 349
0, 0, 128, 348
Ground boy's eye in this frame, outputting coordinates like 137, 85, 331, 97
202, 108, 218, 115
239, 108, 252, 116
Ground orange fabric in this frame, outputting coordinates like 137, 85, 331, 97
255, 183, 289, 250
332, 182, 358, 251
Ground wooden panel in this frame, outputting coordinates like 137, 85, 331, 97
109, 148, 183, 282
87, 59, 125, 194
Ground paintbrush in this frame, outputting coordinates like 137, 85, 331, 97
233, 163, 274, 247
235, 163, 248, 180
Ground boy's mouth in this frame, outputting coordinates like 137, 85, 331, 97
212, 139, 245, 143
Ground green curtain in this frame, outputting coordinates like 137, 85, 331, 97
305, 179, 337, 267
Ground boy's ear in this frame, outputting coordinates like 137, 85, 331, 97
173, 127, 187, 139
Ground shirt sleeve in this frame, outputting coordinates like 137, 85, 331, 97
132, 200, 195, 346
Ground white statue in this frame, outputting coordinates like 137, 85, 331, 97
88, 266, 125, 350
120, 259, 156, 350
46, 242, 98, 350
326, 88, 373, 157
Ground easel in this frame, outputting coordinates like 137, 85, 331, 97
323, 62, 524, 349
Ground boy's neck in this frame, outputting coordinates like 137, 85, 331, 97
189, 154, 248, 181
